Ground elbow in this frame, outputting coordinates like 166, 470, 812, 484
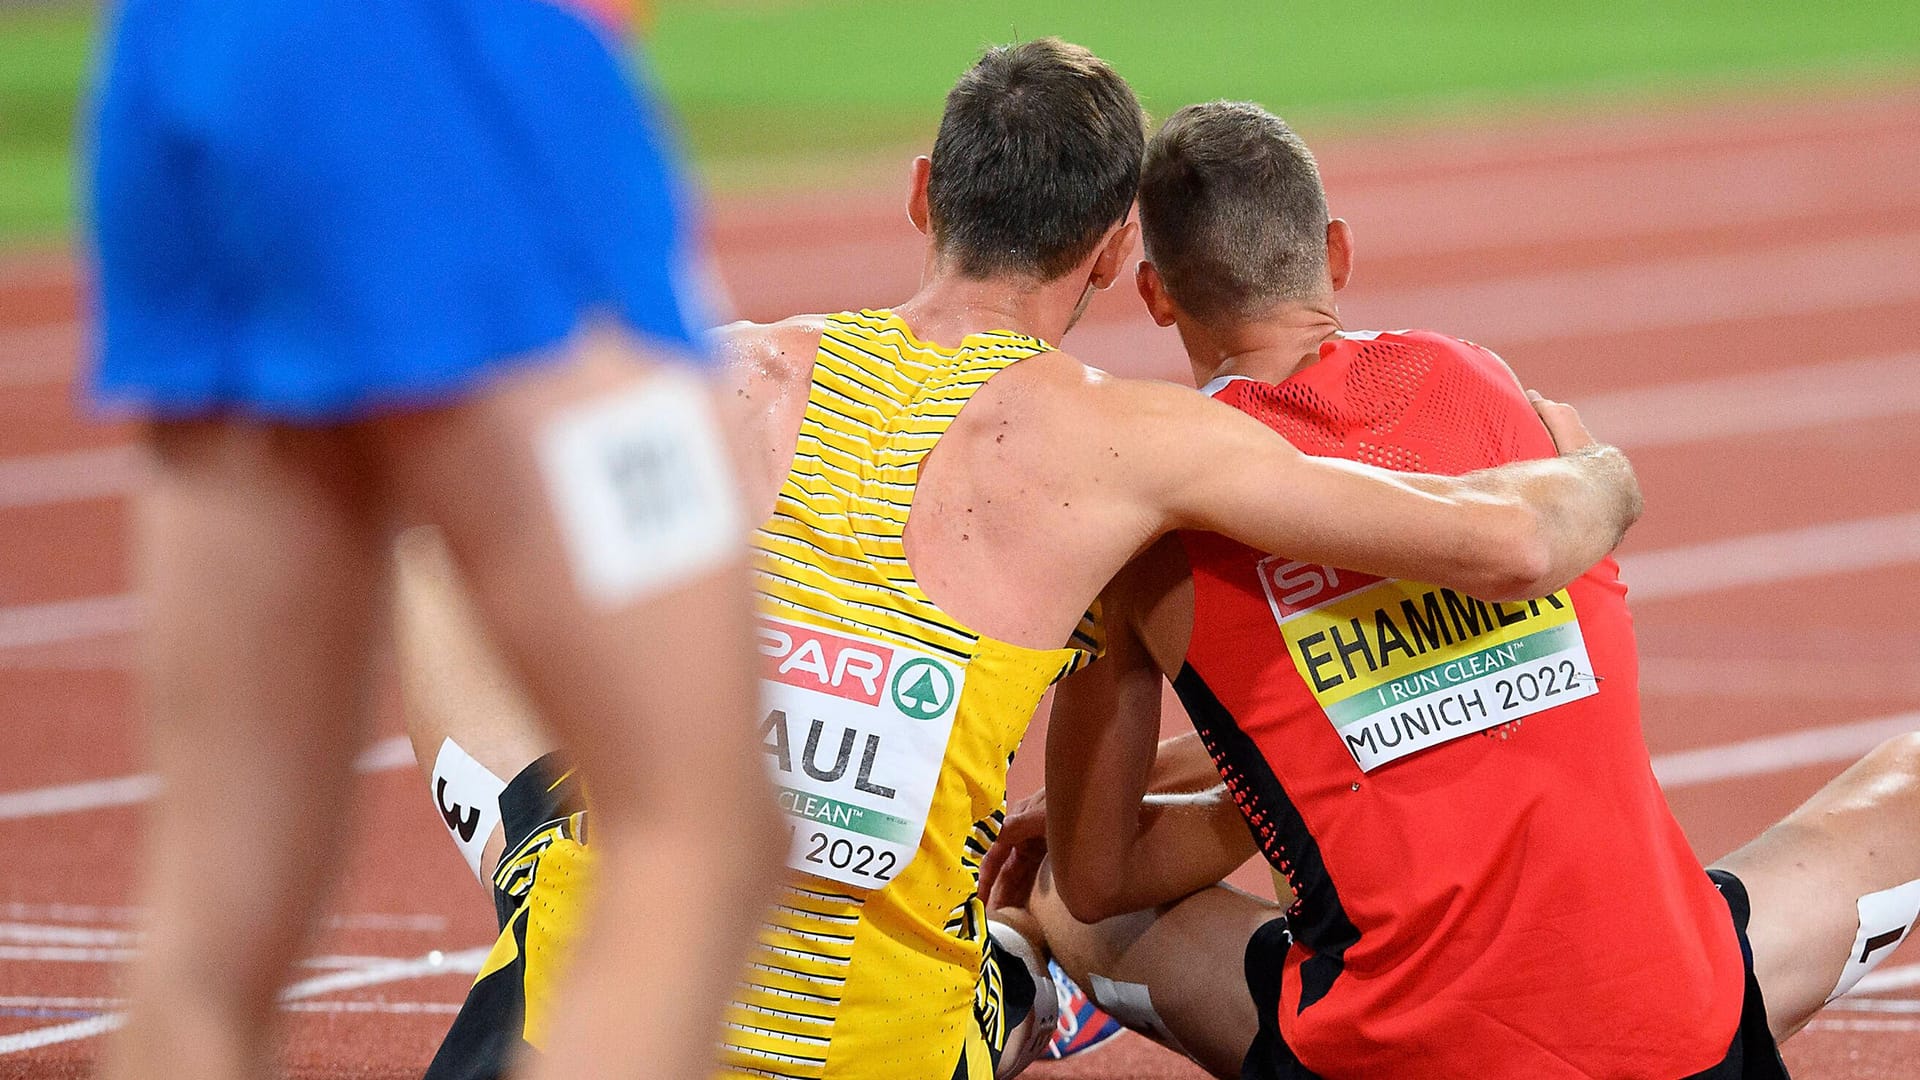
1468, 503, 1558, 602
1054, 869, 1128, 925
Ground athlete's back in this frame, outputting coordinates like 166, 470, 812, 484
1180, 331, 1745, 1078
725, 310, 1100, 1078
406, 55, 1647, 1080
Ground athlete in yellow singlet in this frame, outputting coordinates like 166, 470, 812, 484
732, 311, 1101, 1078
401, 39, 1645, 1080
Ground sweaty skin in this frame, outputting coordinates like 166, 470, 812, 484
398, 157, 1642, 1077
1000, 223, 1920, 1080
723, 319, 1632, 659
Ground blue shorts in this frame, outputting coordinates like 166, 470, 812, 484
89, 0, 709, 421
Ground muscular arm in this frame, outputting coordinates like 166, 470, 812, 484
1045, 576, 1258, 924
1076, 372, 1638, 601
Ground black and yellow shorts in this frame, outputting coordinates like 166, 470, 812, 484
956, 929, 1039, 1080
427, 753, 1038, 1080
425, 753, 587, 1080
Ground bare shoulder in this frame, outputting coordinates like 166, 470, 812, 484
710, 314, 829, 397
1014, 348, 1255, 440
710, 315, 829, 514
994, 347, 1192, 418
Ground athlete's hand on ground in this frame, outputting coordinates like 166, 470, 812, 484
980, 790, 1048, 908
1527, 390, 1597, 453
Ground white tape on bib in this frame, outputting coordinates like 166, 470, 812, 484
1256, 559, 1598, 773
1829, 877, 1920, 1002
1088, 973, 1187, 1056
538, 373, 744, 608
758, 615, 963, 889
430, 739, 508, 884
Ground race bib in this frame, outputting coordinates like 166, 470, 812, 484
758, 616, 964, 889
1260, 558, 1599, 772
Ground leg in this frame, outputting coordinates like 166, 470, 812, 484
395, 524, 556, 884
102, 421, 386, 1080
984, 913, 1058, 1079
1028, 864, 1277, 1079
373, 332, 783, 1080
1715, 732, 1920, 1040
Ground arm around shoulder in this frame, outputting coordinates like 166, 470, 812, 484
1094, 376, 1641, 602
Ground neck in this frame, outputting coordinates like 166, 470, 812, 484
1180, 299, 1344, 387
892, 255, 1092, 348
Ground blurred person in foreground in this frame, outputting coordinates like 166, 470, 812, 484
986, 101, 1920, 1080
397, 40, 1646, 1080
86, 1, 779, 1078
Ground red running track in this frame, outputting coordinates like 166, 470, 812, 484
2, 88, 1918, 1078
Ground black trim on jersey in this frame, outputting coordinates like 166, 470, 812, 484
1173, 662, 1360, 1013
423, 904, 530, 1080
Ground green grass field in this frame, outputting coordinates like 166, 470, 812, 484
4, 0, 1918, 245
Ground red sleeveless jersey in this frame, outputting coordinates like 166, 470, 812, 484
1179, 331, 1744, 1078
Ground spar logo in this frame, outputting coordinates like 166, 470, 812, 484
759, 619, 889, 706
1259, 557, 1383, 623
890, 658, 956, 721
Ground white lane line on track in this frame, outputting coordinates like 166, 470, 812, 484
1650, 711, 1918, 788
0, 995, 461, 1017
1806, 1017, 1920, 1032
0, 774, 157, 822
1578, 352, 1920, 452
0, 940, 421, 970
0, 923, 135, 947
0, 997, 117, 1010
1830, 998, 1920, 1014
1640, 655, 1920, 701
17, 228, 1920, 396
0, 445, 141, 509
0, 514, 1913, 817
1618, 510, 1920, 602
1, 350, 1903, 515
1338, 230, 1920, 345
0, 734, 415, 821
0, 499, 1908, 662
1855, 963, 1920, 995
325, 912, 449, 933
0, 902, 139, 925
0, 593, 139, 651
0, 945, 487, 1056
0, 946, 135, 964
1068, 230, 1920, 377
0, 1013, 121, 1055
0, 904, 448, 933
275, 946, 486, 1001
0, 349, 1902, 515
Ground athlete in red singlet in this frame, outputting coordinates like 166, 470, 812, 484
1176, 331, 1743, 1077
988, 101, 1920, 1080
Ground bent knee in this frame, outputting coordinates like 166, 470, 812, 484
1867, 731, 1920, 777
1845, 732, 1920, 802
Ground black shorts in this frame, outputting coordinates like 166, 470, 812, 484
950, 931, 1039, 1080
1240, 868, 1790, 1080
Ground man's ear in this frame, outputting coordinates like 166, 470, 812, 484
907, 156, 933, 236
1089, 216, 1140, 291
1327, 218, 1354, 293
1136, 261, 1179, 327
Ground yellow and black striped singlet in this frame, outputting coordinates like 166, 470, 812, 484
722, 310, 1097, 1079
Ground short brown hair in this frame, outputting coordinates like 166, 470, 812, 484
1139, 102, 1331, 319
926, 38, 1147, 282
